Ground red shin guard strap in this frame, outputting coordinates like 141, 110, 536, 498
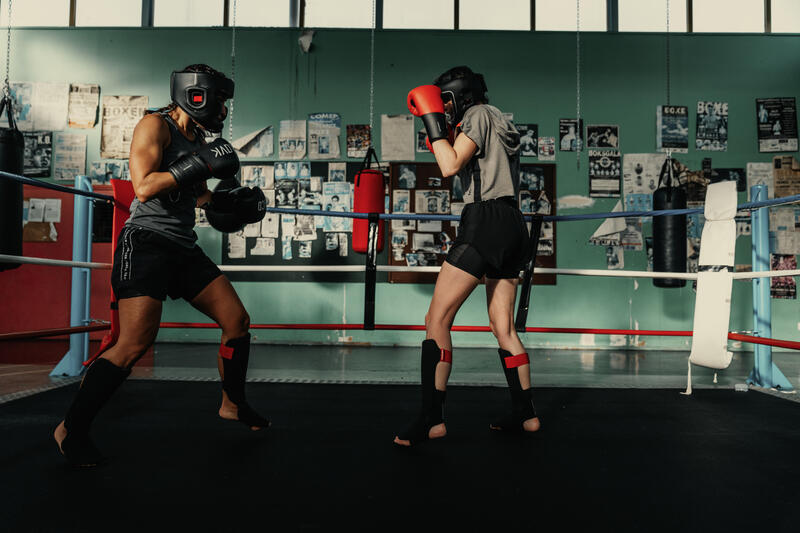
440, 349, 452, 363
504, 353, 529, 368
219, 343, 234, 360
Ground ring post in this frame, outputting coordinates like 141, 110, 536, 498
51, 175, 93, 377
363, 213, 379, 330
747, 184, 793, 390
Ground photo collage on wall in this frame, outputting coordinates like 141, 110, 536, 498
388, 162, 454, 284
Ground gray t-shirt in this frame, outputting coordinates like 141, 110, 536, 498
458, 104, 520, 203
126, 113, 204, 248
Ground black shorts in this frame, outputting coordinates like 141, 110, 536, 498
445, 197, 530, 280
111, 225, 222, 302
445, 242, 520, 280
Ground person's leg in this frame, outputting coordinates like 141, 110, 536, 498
485, 277, 540, 433
189, 274, 269, 430
394, 261, 480, 446
54, 295, 162, 466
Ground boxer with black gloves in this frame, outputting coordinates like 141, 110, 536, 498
54, 64, 269, 468
395, 66, 540, 447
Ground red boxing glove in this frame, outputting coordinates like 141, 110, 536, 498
407, 84, 448, 143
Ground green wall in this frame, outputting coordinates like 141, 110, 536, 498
13, 27, 800, 349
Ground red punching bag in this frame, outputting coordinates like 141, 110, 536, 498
352, 148, 385, 253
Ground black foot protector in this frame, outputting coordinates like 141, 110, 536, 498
220, 333, 271, 429
491, 349, 538, 432
60, 358, 131, 466
396, 339, 451, 445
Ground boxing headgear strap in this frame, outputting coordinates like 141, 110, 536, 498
170, 70, 234, 133
503, 353, 530, 369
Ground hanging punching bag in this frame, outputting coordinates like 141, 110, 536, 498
0, 96, 25, 272
652, 156, 687, 288
352, 147, 385, 253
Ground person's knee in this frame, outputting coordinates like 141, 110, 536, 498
425, 309, 451, 333
106, 340, 152, 368
489, 312, 513, 341
223, 310, 249, 339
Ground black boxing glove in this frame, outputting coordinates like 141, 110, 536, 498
205, 178, 267, 233
168, 138, 240, 187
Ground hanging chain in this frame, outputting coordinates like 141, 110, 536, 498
368, 0, 376, 145
228, 0, 237, 140
666, 0, 670, 106
576, 0, 581, 169
4, 0, 12, 98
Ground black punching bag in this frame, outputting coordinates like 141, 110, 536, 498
0, 96, 25, 272
652, 156, 687, 288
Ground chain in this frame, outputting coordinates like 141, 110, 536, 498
228, 0, 237, 140
4, 0, 12, 98
368, 0, 376, 144
666, 0, 670, 106
576, 0, 581, 169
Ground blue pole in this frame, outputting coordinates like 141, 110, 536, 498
51, 175, 93, 377
747, 184, 793, 390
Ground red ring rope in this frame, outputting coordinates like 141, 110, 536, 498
3, 323, 799, 352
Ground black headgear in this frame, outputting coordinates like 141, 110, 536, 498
170, 69, 234, 133
433, 66, 488, 127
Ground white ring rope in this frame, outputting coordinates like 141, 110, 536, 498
3, 253, 798, 281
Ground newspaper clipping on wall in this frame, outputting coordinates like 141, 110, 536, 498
381, 114, 414, 161
2, 81, 69, 132
588, 150, 621, 197
746, 161, 774, 199
756, 97, 798, 152
308, 112, 341, 160
100, 95, 148, 159
232, 126, 274, 158
656, 105, 688, 153
53, 133, 86, 181
695, 101, 728, 151
278, 120, 307, 159
68, 84, 100, 128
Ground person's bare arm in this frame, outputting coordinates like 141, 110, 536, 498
431, 133, 478, 177
128, 114, 179, 203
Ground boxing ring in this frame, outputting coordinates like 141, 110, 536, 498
1, 169, 799, 392
3, 172, 800, 532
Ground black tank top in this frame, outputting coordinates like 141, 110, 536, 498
126, 112, 205, 248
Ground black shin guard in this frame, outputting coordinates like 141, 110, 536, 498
491, 349, 538, 431
397, 339, 451, 445
220, 333, 270, 429
61, 358, 131, 466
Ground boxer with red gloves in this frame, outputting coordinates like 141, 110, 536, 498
54, 64, 269, 468
395, 66, 540, 447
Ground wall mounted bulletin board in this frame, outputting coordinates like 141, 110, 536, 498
521, 163, 557, 286
221, 160, 389, 283
387, 162, 558, 285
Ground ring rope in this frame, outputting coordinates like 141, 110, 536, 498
4, 322, 798, 352
3, 253, 800, 281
